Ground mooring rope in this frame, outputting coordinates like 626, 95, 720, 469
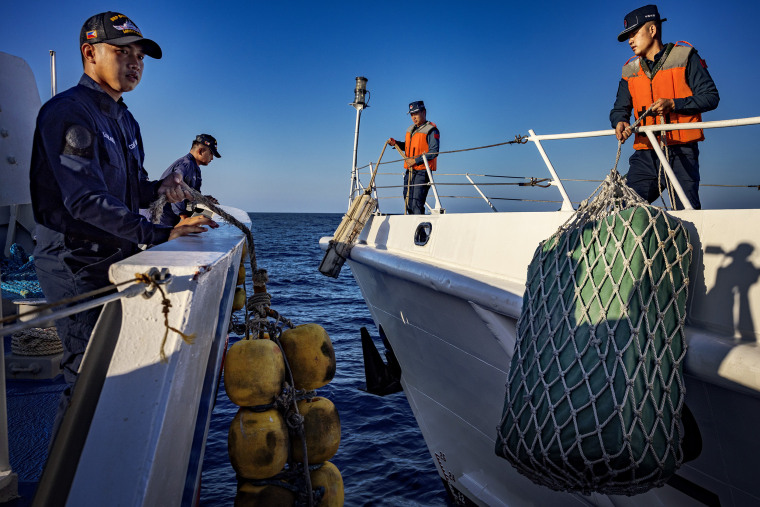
152, 188, 321, 505
149, 186, 258, 274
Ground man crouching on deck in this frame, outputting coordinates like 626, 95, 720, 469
30, 11, 218, 431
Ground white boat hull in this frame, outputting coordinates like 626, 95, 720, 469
341, 210, 760, 506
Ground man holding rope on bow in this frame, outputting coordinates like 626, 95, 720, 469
609, 4, 719, 209
388, 100, 440, 215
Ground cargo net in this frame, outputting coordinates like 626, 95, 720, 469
495, 169, 692, 495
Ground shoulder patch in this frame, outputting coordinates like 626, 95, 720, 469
63, 124, 94, 158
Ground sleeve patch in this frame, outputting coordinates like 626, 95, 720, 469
62, 124, 94, 158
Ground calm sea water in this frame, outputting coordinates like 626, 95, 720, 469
199, 212, 450, 506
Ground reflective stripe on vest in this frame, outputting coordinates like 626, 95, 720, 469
622, 44, 704, 150
404, 121, 437, 171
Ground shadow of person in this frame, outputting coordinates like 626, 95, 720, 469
704, 243, 760, 342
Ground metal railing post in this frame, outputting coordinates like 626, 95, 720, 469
465, 173, 498, 212
0, 283, 18, 502
422, 154, 444, 213
527, 129, 574, 211
644, 130, 694, 210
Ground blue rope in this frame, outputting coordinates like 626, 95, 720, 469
1, 244, 44, 300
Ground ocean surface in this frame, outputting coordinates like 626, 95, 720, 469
199, 212, 450, 506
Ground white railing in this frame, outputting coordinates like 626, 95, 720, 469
351, 116, 760, 214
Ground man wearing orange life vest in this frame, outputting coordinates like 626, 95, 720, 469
610, 4, 719, 209
388, 100, 440, 214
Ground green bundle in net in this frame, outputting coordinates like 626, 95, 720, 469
495, 170, 691, 495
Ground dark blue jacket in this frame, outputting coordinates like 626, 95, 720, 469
154, 153, 202, 226
30, 74, 172, 249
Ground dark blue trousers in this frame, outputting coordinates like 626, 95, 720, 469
403, 169, 431, 215
33, 226, 126, 384
626, 143, 701, 210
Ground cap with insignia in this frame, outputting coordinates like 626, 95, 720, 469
407, 101, 425, 114
618, 5, 667, 42
80, 11, 162, 59
195, 134, 221, 158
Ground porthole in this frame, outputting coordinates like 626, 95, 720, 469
414, 222, 432, 246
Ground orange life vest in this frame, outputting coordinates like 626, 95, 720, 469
404, 121, 437, 171
622, 43, 704, 150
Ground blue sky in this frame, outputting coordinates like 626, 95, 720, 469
2, 0, 759, 213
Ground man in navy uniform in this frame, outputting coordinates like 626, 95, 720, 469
31, 11, 218, 393
149, 134, 221, 226
388, 101, 440, 214
610, 4, 719, 209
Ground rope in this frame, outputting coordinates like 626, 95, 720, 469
154, 189, 319, 504
135, 274, 196, 363
0, 276, 141, 326
1, 270, 192, 362
356, 134, 529, 171
149, 186, 258, 273
12, 327, 63, 356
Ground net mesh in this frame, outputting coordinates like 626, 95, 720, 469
495, 170, 692, 495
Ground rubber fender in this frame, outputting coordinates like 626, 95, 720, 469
279, 324, 336, 390
291, 397, 341, 464
234, 480, 295, 507
232, 287, 246, 311
224, 338, 285, 407
228, 408, 288, 480
310, 461, 344, 507
237, 264, 246, 286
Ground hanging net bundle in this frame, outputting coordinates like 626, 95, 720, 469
495, 169, 692, 495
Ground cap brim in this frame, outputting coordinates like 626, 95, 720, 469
618, 25, 639, 42
617, 17, 666, 42
109, 35, 162, 59
212, 148, 221, 158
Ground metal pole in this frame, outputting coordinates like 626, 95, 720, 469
0, 282, 146, 339
644, 130, 694, 210
528, 129, 574, 211
32, 301, 123, 507
465, 173, 498, 212
49, 50, 57, 97
0, 268, 18, 502
349, 105, 364, 207
421, 154, 443, 213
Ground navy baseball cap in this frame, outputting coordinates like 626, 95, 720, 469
408, 101, 425, 114
618, 5, 667, 42
196, 134, 221, 158
80, 12, 162, 59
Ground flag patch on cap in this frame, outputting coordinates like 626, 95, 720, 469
86, 30, 97, 39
